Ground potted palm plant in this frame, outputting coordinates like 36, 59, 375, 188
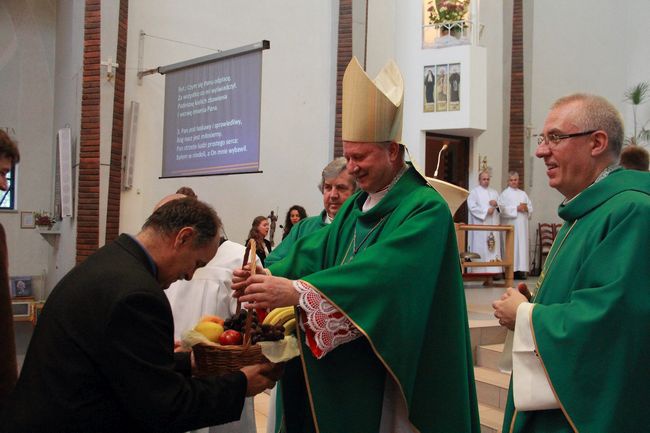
623, 82, 650, 146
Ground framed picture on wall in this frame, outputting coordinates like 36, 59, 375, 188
449, 63, 461, 111
423, 66, 436, 112
423, 66, 436, 113
20, 211, 35, 229
10, 276, 33, 299
436, 64, 448, 112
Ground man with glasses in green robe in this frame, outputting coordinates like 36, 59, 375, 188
234, 57, 479, 433
493, 93, 650, 432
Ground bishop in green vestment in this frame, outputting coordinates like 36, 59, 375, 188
235, 58, 479, 433
494, 94, 650, 432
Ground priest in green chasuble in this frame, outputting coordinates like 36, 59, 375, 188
493, 93, 650, 432
234, 57, 479, 433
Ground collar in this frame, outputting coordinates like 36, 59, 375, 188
127, 234, 158, 278
362, 163, 408, 212
562, 163, 619, 205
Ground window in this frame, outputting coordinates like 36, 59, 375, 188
0, 165, 16, 210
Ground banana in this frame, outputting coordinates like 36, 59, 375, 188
283, 318, 296, 335
262, 307, 282, 325
271, 307, 295, 326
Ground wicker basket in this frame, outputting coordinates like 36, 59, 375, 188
192, 239, 268, 377
193, 340, 267, 377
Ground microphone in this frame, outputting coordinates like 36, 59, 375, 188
433, 144, 448, 178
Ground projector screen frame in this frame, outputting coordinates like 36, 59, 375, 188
158, 40, 270, 76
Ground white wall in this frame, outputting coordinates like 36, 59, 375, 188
388, 0, 505, 191
120, 0, 338, 244
0, 0, 56, 285
48, 0, 84, 292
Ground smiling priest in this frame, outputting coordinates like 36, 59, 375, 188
233, 57, 479, 433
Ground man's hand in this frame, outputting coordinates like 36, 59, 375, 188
492, 287, 528, 330
241, 363, 284, 396
232, 266, 252, 298
236, 274, 300, 309
487, 207, 495, 215
489, 199, 498, 207
517, 203, 529, 213
232, 264, 270, 298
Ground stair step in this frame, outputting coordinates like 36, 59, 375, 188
478, 403, 504, 433
474, 366, 510, 409
477, 343, 505, 370
470, 324, 507, 363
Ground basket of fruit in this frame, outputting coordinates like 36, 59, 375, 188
192, 310, 268, 377
190, 240, 295, 376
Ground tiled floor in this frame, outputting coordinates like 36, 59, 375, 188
254, 390, 270, 433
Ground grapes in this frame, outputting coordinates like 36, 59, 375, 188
224, 310, 285, 343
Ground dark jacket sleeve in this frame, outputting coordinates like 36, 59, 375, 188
101, 291, 247, 432
0, 224, 17, 406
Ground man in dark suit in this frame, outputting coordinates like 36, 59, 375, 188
0, 130, 20, 407
1, 197, 279, 432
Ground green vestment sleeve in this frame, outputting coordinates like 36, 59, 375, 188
265, 212, 326, 267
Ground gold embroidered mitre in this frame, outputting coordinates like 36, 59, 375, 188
342, 57, 404, 143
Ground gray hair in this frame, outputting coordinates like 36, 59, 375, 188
318, 157, 352, 192
143, 197, 221, 247
508, 171, 519, 178
551, 93, 624, 157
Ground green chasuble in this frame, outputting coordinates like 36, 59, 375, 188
503, 169, 650, 433
269, 164, 480, 433
265, 211, 328, 267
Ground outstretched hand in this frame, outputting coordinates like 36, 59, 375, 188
241, 362, 284, 396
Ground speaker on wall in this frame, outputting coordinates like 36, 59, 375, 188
122, 101, 140, 190
57, 127, 73, 217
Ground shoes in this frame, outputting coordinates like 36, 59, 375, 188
514, 271, 527, 280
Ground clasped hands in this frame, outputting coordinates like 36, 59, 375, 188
232, 265, 300, 310
491, 285, 530, 330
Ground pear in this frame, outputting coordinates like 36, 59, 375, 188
194, 321, 224, 342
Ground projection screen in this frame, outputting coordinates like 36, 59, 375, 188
160, 41, 269, 178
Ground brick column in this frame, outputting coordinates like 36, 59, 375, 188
105, 0, 128, 244
334, 0, 352, 157
508, 0, 525, 187
76, 0, 101, 264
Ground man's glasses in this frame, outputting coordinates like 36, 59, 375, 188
536, 130, 597, 147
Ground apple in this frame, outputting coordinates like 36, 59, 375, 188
199, 314, 225, 326
218, 329, 243, 346
194, 321, 224, 342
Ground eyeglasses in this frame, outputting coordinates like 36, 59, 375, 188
536, 130, 597, 147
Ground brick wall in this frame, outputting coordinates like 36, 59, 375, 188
105, 0, 128, 244
334, 0, 352, 157
76, 0, 101, 264
508, 0, 525, 187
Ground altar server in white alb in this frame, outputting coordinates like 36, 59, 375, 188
467, 170, 502, 273
498, 172, 533, 279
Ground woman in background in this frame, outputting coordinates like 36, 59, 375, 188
246, 216, 272, 266
282, 205, 307, 239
